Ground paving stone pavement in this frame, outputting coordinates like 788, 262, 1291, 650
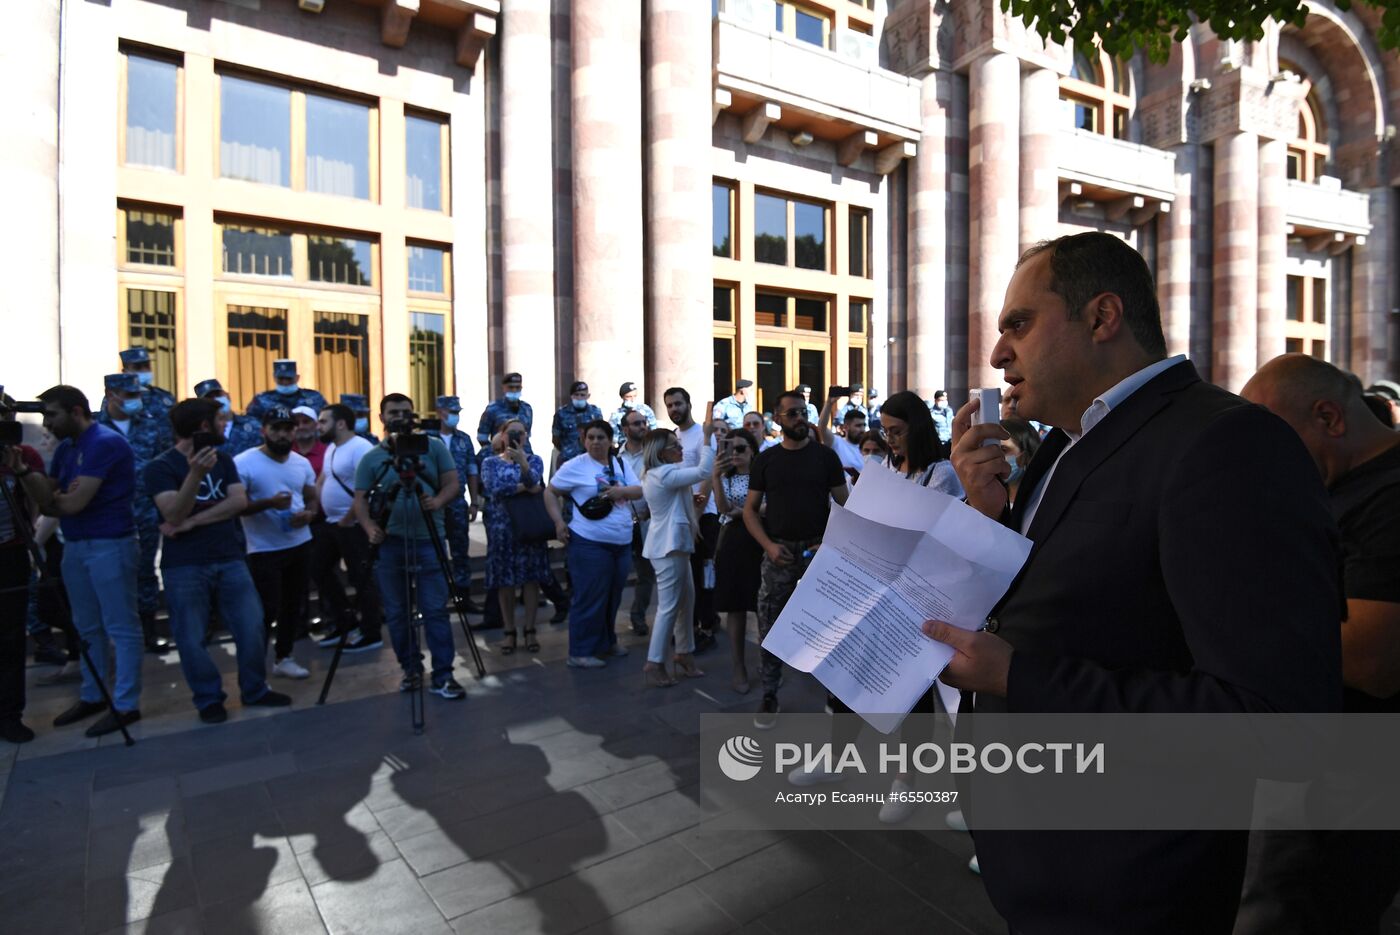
2, 593, 1005, 935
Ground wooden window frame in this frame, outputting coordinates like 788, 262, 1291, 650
407, 242, 453, 298
713, 180, 737, 259
754, 189, 831, 272
775, 1, 833, 50
118, 203, 184, 271
1059, 45, 1132, 141
119, 45, 183, 173
216, 219, 380, 295
1284, 274, 1328, 360
405, 108, 452, 215
118, 284, 185, 399
408, 305, 454, 404
1288, 83, 1330, 183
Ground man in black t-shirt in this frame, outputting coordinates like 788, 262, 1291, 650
146, 399, 291, 724
1239, 354, 1400, 933
744, 389, 847, 729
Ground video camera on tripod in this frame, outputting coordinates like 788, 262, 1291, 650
0, 387, 46, 449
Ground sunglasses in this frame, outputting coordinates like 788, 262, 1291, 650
778, 408, 806, 419
730, 445, 750, 453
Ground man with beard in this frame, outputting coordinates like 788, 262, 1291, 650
311, 404, 382, 653
817, 396, 868, 486
743, 389, 847, 729
664, 387, 719, 651
235, 407, 319, 680
617, 407, 655, 635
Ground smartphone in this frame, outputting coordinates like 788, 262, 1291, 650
969, 388, 1002, 448
828, 385, 849, 399
719, 437, 734, 456
192, 431, 220, 452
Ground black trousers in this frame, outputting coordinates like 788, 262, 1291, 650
311, 523, 382, 643
689, 513, 720, 633
305, 518, 346, 627
0, 545, 30, 722
248, 542, 311, 660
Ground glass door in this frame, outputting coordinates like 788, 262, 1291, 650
755, 344, 788, 417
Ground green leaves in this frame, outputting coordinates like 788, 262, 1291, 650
1000, 0, 1397, 64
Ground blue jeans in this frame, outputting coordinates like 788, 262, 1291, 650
375, 537, 454, 680
61, 536, 143, 712
163, 560, 271, 710
566, 535, 631, 658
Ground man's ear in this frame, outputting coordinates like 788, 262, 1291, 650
1312, 399, 1347, 437
1087, 292, 1126, 343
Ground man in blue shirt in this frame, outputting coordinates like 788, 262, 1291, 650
435, 395, 482, 608
196, 378, 262, 456
552, 381, 603, 464
146, 398, 292, 723
120, 346, 176, 425
714, 379, 755, 429
246, 359, 328, 423
97, 373, 174, 654
609, 381, 657, 447
11, 386, 144, 737
476, 372, 533, 454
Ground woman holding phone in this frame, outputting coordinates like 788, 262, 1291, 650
710, 428, 763, 693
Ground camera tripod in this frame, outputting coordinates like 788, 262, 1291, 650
316, 454, 486, 734
0, 467, 135, 746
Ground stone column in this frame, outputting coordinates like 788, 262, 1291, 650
1018, 67, 1059, 255
909, 70, 951, 399
646, 0, 712, 408
572, 0, 645, 406
1210, 131, 1259, 391
1352, 187, 1394, 382
500, 0, 557, 455
1156, 145, 1195, 359
1256, 138, 1287, 367
967, 53, 1021, 391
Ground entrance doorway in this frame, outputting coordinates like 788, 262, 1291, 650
754, 340, 829, 415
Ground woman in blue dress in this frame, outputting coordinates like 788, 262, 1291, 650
481, 418, 563, 654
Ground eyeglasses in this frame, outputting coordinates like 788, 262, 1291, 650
778, 408, 806, 419
730, 445, 750, 453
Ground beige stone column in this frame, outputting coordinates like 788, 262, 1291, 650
1156, 144, 1195, 359
182, 54, 217, 390
500, 0, 556, 455
1018, 67, 1059, 255
646, 0, 712, 408
1256, 138, 1287, 367
572, 0, 645, 406
1211, 131, 1259, 390
967, 52, 1021, 391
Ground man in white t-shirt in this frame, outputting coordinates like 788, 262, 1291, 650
822, 407, 868, 487
311, 403, 383, 655
234, 406, 318, 678
663, 387, 718, 650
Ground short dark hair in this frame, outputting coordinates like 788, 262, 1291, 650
380, 393, 412, 413
323, 403, 355, 432
663, 387, 690, 405
934, 390, 947, 399
775, 389, 806, 412
37, 385, 89, 416
581, 419, 613, 441
842, 408, 867, 425
1017, 232, 1167, 359
170, 398, 220, 439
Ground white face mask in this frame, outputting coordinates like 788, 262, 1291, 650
862, 453, 885, 467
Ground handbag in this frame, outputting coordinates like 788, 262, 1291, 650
505, 491, 555, 544
570, 457, 620, 521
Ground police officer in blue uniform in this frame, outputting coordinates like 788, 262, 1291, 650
96, 373, 174, 654
433, 396, 483, 613
476, 372, 533, 454
246, 359, 328, 423
609, 381, 657, 447
552, 381, 603, 464
340, 393, 379, 446
119, 347, 176, 425
834, 382, 869, 425
195, 378, 263, 457
796, 384, 820, 426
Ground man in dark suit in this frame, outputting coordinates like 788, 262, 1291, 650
926, 232, 1342, 934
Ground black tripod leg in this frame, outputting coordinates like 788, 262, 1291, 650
315, 624, 353, 706
74, 635, 135, 746
416, 495, 486, 679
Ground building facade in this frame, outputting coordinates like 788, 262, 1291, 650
2, 0, 1395, 454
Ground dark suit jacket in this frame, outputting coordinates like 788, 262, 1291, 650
970, 361, 1342, 935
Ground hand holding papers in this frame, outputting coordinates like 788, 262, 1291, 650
760, 467, 1031, 732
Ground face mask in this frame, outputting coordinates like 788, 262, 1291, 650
215, 396, 232, 413
266, 438, 292, 456
443, 413, 460, 429
275, 383, 298, 396
863, 453, 885, 466
354, 417, 369, 434
135, 371, 153, 387
121, 398, 143, 416
572, 398, 589, 411
504, 391, 521, 403
1008, 460, 1024, 484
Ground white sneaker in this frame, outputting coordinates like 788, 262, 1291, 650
566, 655, 606, 669
878, 779, 918, 825
968, 854, 980, 875
945, 808, 968, 833
786, 765, 845, 787
273, 657, 310, 679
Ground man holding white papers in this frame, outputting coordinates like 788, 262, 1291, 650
929, 232, 1341, 934
744, 389, 847, 730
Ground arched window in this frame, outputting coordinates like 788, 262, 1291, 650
1060, 44, 1132, 140
1287, 83, 1330, 182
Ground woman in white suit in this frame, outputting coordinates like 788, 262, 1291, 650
639, 418, 715, 687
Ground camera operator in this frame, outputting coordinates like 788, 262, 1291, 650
0, 395, 45, 743
9, 385, 144, 737
312, 403, 382, 653
147, 399, 292, 722
353, 394, 466, 700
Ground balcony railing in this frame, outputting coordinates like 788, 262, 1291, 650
1056, 127, 1177, 202
1284, 179, 1371, 235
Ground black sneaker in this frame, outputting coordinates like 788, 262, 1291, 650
198, 703, 228, 724
630, 620, 650, 636
694, 629, 717, 654
429, 677, 466, 700
0, 719, 35, 744
343, 634, 383, 654
399, 673, 423, 693
754, 695, 780, 731
32, 643, 68, 666
86, 709, 141, 738
246, 690, 292, 708
53, 699, 107, 727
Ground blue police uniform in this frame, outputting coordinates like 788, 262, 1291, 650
552, 403, 604, 462
339, 394, 380, 446
195, 378, 265, 458
436, 395, 479, 590
246, 359, 328, 422
476, 398, 534, 452
835, 401, 869, 424
119, 347, 176, 424
96, 373, 172, 622
609, 402, 657, 446
714, 389, 754, 429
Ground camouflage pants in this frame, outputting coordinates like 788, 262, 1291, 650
755, 536, 820, 699
443, 501, 473, 592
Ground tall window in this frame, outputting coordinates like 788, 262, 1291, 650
713, 182, 735, 258
124, 51, 179, 170
1288, 84, 1330, 183
226, 306, 289, 410
122, 207, 177, 267
305, 93, 371, 200
1060, 44, 1132, 140
408, 244, 448, 293
406, 113, 447, 211
220, 75, 291, 187
1285, 274, 1328, 360
754, 191, 829, 271
409, 312, 447, 407
848, 208, 871, 278
774, 2, 830, 48
221, 225, 293, 277
125, 290, 178, 391
308, 235, 373, 287
314, 312, 371, 402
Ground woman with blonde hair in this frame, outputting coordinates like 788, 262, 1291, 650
639, 413, 716, 687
